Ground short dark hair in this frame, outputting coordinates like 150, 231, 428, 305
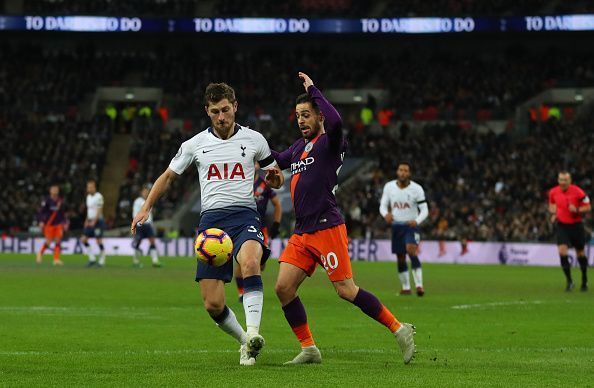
295, 93, 320, 113
87, 179, 96, 185
204, 83, 236, 106
397, 161, 411, 170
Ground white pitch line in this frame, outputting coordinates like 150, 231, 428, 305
0, 306, 192, 318
0, 348, 394, 357
451, 300, 544, 309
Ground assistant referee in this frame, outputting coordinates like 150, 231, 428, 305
548, 171, 591, 292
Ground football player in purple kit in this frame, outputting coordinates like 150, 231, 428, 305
234, 167, 283, 302
272, 72, 416, 365
36, 184, 66, 266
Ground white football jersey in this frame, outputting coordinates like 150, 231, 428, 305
168, 124, 277, 213
86, 192, 104, 220
379, 180, 426, 223
133, 197, 153, 223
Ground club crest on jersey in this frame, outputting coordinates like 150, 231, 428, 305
207, 163, 246, 180
291, 157, 315, 175
241, 145, 246, 157
393, 202, 411, 209
305, 142, 314, 152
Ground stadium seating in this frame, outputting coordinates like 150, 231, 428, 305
15, 0, 594, 17
2, 40, 594, 239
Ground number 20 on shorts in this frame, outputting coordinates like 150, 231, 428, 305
321, 252, 339, 272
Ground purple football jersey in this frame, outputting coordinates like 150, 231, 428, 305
254, 176, 276, 220
272, 85, 346, 234
38, 196, 66, 225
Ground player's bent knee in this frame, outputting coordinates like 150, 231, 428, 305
275, 281, 296, 303
203, 299, 225, 317
333, 281, 358, 302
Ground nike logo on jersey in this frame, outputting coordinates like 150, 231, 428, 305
202, 150, 213, 154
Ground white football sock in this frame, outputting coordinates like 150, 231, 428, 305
98, 251, 106, 266
149, 248, 159, 264
399, 270, 411, 290
85, 245, 96, 263
132, 249, 141, 264
243, 290, 264, 335
412, 268, 423, 288
217, 307, 247, 345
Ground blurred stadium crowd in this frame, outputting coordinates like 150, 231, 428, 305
11, 0, 594, 16
1, 35, 594, 241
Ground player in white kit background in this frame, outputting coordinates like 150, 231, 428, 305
380, 162, 428, 296
131, 186, 161, 268
81, 180, 107, 267
131, 83, 284, 366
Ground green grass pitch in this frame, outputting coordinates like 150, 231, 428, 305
0, 254, 592, 387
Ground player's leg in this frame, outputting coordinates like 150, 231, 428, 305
275, 260, 320, 364
147, 236, 161, 267
558, 244, 573, 290
81, 233, 97, 266
37, 233, 51, 264
236, 240, 265, 356
96, 237, 106, 267
321, 225, 416, 364
392, 225, 411, 294
576, 249, 588, 292
573, 224, 588, 291
406, 240, 423, 296
233, 264, 244, 303
332, 277, 415, 364
132, 235, 143, 267
199, 279, 253, 365
52, 228, 64, 266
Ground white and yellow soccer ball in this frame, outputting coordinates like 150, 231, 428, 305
194, 228, 233, 267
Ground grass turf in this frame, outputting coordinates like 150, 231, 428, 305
0, 254, 592, 387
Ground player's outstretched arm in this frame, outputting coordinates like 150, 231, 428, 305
298, 72, 343, 137
131, 168, 178, 234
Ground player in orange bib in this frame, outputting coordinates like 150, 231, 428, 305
272, 72, 416, 365
36, 184, 66, 266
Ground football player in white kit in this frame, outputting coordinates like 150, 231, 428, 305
131, 83, 284, 366
380, 162, 428, 296
81, 180, 107, 267
131, 186, 161, 268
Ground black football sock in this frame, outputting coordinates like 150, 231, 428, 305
577, 256, 588, 285
560, 255, 572, 283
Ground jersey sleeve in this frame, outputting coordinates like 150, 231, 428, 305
308, 85, 343, 150
379, 183, 391, 218
38, 199, 49, 222
96, 193, 104, 208
169, 140, 195, 175
578, 187, 590, 204
272, 147, 292, 171
254, 133, 277, 170
415, 185, 427, 204
548, 189, 556, 204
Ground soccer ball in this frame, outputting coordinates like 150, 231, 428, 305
195, 228, 233, 267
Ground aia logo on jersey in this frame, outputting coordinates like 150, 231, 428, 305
207, 163, 246, 180
393, 202, 411, 209
291, 157, 315, 175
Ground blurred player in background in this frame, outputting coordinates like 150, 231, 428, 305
273, 72, 416, 365
81, 180, 107, 267
131, 82, 284, 366
36, 184, 66, 266
234, 166, 283, 302
380, 162, 428, 296
548, 171, 590, 291
131, 186, 161, 268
